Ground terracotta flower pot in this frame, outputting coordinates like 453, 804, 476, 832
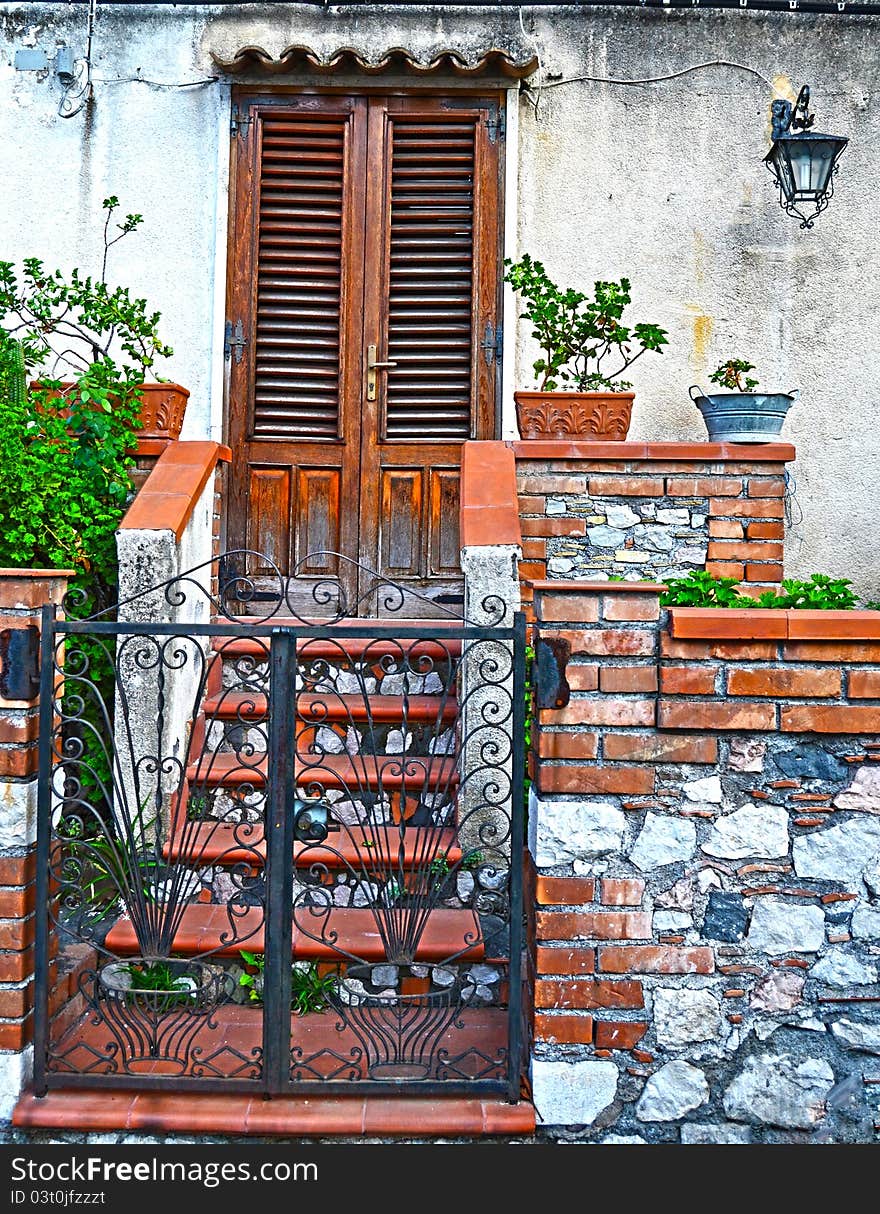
30, 381, 189, 442
514, 390, 635, 441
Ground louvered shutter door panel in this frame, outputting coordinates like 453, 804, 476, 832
385, 120, 476, 441
254, 116, 347, 439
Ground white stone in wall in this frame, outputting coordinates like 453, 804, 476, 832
727, 739, 766, 773
851, 903, 880, 939
629, 813, 696, 871
0, 779, 37, 848
588, 525, 626, 548
546, 498, 567, 515
601, 1134, 648, 1144
605, 505, 639, 529
830, 1018, 880, 1056
749, 970, 805, 1012
653, 910, 693, 933
747, 898, 825, 954
547, 557, 574, 575
633, 524, 675, 552
680, 1123, 751, 1144
682, 775, 723, 803
701, 802, 789, 860
534, 799, 627, 867
793, 818, 880, 885
531, 1059, 618, 1126
653, 987, 721, 1047
722, 1054, 834, 1128
863, 858, 880, 899
833, 766, 880, 813
636, 1061, 709, 1122
809, 951, 877, 987
655, 875, 696, 910
677, 546, 708, 565
0, 1046, 32, 1121
655, 508, 691, 525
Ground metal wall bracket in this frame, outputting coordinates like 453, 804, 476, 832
0, 626, 40, 700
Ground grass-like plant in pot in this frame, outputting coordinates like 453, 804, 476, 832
504, 253, 668, 440
689, 357, 798, 444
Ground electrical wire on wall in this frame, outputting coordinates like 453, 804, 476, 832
58, 0, 97, 118
58, 0, 218, 118
515, 3, 785, 116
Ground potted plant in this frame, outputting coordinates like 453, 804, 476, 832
504, 254, 668, 440
690, 358, 798, 444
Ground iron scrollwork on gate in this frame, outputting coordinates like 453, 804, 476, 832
33, 551, 526, 1100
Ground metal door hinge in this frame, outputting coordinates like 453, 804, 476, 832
485, 110, 506, 143
224, 319, 247, 364
480, 321, 503, 367
230, 105, 252, 139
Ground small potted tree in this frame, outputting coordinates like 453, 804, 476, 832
690, 358, 798, 443
504, 254, 668, 440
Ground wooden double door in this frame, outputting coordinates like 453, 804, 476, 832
225, 90, 504, 615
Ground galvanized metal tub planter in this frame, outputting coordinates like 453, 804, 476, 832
689, 385, 798, 443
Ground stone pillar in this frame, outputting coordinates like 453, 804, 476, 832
0, 567, 72, 1119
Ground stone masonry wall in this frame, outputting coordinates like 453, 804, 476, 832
513, 442, 793, 619
530, 581, 880, 1143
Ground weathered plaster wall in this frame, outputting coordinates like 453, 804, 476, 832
1, 4, 878, 594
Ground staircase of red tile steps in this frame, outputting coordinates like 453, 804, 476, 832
106, 617, 479, 965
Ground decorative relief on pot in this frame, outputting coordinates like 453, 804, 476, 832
514, 391, 635, 441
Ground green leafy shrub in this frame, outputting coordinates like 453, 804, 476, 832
503, 254, 668, 392
0, 199, 173, 809
238, 952, 337, 1014
661, 570, 863, 611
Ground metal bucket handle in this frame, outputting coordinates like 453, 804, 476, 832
689, 384, 710, 404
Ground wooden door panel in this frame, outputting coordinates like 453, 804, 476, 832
246, 466, 291, 576
295, 467, 341, 573
227, 95, 367, 611
379, 469, 423, 577
358, 95, 502, 611
429, 469, 461, 576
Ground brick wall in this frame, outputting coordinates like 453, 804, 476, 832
512, 441, 794, 616
529, 579, 880, 1144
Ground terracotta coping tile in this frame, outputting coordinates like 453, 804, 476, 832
0, 568, 76, 578
528, 581, 667, 593
669, 606, 880, 642
508, 440, 796, 463
460, 441, 521, 547
120, 440, 232, 540
13, 1090, 535, 1136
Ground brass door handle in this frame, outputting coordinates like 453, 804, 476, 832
367, 344, 397, 401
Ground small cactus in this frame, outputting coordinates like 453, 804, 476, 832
1, 335, 27, 409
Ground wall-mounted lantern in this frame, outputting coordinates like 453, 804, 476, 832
765, 85, 848, 229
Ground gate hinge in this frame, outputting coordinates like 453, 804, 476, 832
230, 104, 253, 139
533, 634, 571, 710
480, 320, 503, 367
224, 319, 247, 364
485, 109, 506, 143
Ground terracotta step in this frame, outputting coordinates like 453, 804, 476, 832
203, 691, 459, 724
163, 821, 461, 868
103, 904, 484, 961
186, 751, 459, 792
214, 625, 462, 663
14, 1085, 535, 1137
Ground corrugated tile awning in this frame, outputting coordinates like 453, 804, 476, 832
212, 44, 538, 79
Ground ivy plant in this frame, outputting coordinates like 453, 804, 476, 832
504, 253, 668, 391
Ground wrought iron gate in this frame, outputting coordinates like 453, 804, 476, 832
33, 553, 527, 1100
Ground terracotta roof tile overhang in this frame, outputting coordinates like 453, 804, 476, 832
212, 44, 539, 79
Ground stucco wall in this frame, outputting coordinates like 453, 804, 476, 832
1, 3, 878, 594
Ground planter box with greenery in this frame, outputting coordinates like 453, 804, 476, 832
504, 253, 668, 441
